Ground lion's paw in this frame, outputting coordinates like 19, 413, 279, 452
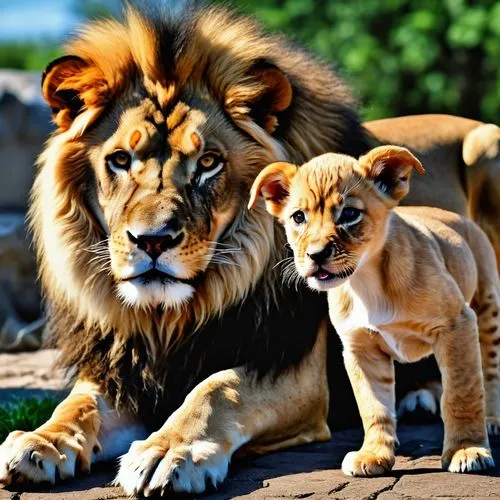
116, 437, 230, 496
341, 450, 395, 477
0, 429, 97, 486
442, 446, 495, 473
486, 417, 500, 436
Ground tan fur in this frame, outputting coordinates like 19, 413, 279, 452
115, 323, 330, 495
365, 114, 500, 270
251, 145, 500, 476
0, 381, 101, 485
0, 3, 369, 493
31, 4, 361, 350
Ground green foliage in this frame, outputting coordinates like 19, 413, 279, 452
221, 0, 500, 122
0, 398, 59, 442
0, 43, 62, 72
1, 1, 498, 122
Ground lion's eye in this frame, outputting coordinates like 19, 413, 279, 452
197, 152, 221, 170
107, 150, 131, 171
337, 206, 362, 226
195, 151, 224, 186
292, 210, 306, 224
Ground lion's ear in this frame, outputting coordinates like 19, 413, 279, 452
42, 55, 110, 132
358, 145, 425, 204
248, 161, 298, 218
228, 62, 292, 135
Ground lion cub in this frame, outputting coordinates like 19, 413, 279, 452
249, 145, 500, 476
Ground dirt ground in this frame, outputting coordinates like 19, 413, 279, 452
1, 350, 500, 499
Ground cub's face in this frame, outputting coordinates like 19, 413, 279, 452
249, 147, 424, 291
275, 156, 387, 291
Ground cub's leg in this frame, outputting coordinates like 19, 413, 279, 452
397, 380, 442, 419
471, 267, 500, 434
0, 379, 145, 486
340, 328, 397, 477
434, 306, 494, 473
116, 322, 330, 496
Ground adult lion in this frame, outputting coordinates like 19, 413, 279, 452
0, 3, 371, 495
3, 0, 498, 494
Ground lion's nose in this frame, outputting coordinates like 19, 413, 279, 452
127, 217, 184, 260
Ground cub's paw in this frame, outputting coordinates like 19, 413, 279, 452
486, 417, 500, 436
116, 436, 230, 496
341, 450, 395, 477
0, 429, 98, 486
397, 388, 439, 419
442, 446, 495, 473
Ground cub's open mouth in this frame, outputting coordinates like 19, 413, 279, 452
124, 269, 201, 287
312, 267, 355, 281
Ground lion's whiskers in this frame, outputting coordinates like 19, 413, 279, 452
273, 256, 294, 270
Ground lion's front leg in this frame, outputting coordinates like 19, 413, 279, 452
0, 379, 145, 486
116, 322, 330, 496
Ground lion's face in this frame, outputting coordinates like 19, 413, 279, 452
85, 92, 258, 308
32, 5, 363, 324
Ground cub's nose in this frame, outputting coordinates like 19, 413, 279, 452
127, 217, 184, 260
307, 242, 334, 265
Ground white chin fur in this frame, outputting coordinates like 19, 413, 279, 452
116, 281, 194, 309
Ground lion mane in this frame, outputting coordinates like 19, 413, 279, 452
30, 2, 370, 429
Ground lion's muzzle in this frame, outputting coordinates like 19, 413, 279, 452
127, 219, 184, 261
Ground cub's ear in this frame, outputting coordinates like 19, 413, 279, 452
358, 145, 425, 203
248, 161, 298, 218
228, 61, 292, 135
42, 55, 110, 132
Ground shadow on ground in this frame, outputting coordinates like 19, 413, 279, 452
2, 424, 500, 499
1, 352, 499, 498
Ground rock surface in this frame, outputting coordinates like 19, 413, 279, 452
1, 350, 500, 499
0, 70, 51, 211
0, 70, 50, 352
0, 213, 43, 352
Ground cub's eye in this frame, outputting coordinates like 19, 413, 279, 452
337, 206, 362, 226
292, 210, 306, 224
197, 152, 222, 170
107, 150, 131, 171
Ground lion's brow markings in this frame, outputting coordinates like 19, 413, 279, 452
145, 115, 166, 137
129, 130, 142, 150
166, 102, 190, 132
139, 96, 185, 194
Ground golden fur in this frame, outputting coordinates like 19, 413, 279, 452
366, 114, 500, 271
31, 3, 365, 349
251, 145, 500, 475
362, 115, 500, 416
0, 3, 367, 494
3, 4, 495, 493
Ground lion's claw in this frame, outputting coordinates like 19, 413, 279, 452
116, 437, 230, 495
0, 429, 97, 486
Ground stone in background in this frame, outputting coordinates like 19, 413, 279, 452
0, 70, 51, 351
